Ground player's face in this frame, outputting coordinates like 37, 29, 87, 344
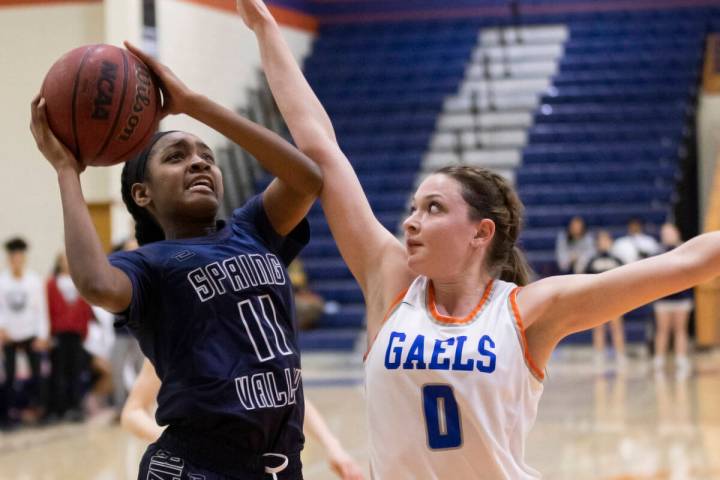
403, 174, 483, 279
144, 132, 224, 222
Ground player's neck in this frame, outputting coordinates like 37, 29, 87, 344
162, 218, 218, 240
10, 267, 24, 279
430, 272, 492, 319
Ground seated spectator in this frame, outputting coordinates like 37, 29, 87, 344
46, 251, 94, 422
555, 216, 594, 274
288, 259, 325, 330
611, 218, 660, 264
653, 223, 693, 378
583, 231, 627, 373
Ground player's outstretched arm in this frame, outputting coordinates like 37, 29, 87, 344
30, 95, 132, 313
124, 41, 322, 236
518, 231, 720, 370
239, 0, 414, 318
305, 400, 366, 480
121, 359, 164, 442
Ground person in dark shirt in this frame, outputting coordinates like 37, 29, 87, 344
30, 42, 322, 480
583, 231, 627, 373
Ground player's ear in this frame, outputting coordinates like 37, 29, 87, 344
131, 182, 151, 208
471, 218, 495, 248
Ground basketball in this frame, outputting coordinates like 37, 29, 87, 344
41, 44, 161, 167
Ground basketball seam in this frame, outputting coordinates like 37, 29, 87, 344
71, 46, 96, 160
95, 48, 129, 162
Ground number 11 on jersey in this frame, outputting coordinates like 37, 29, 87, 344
422, 384, 463, 450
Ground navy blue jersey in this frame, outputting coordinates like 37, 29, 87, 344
109, 195, 308, 458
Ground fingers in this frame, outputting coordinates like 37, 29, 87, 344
30, 94, 47, 142
124, 40, 165, 75
123, 40, 149, 63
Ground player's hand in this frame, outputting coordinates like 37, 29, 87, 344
30, 94, 85, 174
236, 0, 276, 30
327, 448, 365, 480
0, 328, 8, 345
32, 338, 50, 352
123, 41, 194, 119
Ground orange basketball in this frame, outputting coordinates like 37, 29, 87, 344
41, 44, 161, 166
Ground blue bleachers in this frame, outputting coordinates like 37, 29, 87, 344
255, 6, 713, 349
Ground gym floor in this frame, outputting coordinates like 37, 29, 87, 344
1, 348, 720, 480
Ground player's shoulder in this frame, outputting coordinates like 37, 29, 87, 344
491, 278, 518, 299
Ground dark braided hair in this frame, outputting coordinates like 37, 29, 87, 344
435, 165, 533, 286
120, 131, 178, 246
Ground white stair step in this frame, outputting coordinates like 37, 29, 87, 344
472, 44, 564, 62
466, 61, 559, 79
431, 129, 527, 150
479, 25, 569, 46
423, 149, 521, 171
444, 93, 541, 112
460, 77, 551, 95
438, 109, 534, 128
462, 149, 522, 168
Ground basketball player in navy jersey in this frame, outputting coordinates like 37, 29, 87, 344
30, 43, 322, 479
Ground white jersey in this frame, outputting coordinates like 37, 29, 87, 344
365, 277, 544, 480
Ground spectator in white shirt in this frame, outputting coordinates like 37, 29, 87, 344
611, 218, 661, 265
0, 237, 50, 426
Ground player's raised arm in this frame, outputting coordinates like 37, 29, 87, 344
518, 231, 720, 369
123, 41, 322, 236
238, 0, 415, 306
121, 359, 165, 443
30, 95, 133, 313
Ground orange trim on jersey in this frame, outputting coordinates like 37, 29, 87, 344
178, 0, 318, 32
427, 279, 494, 325
510, 287, 545, 381
363, 287, 409, 362
382, 288, 409, 324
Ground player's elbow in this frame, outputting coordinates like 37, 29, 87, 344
77, 278, 129, 314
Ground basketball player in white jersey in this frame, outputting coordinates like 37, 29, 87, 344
239, 1, 720, 478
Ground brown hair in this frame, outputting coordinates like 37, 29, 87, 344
435, 165, 533, 286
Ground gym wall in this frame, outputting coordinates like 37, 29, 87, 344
0, 0, 314, 274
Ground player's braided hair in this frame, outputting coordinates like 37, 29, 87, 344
120, 131, 177, 246
435, 165, 533, 286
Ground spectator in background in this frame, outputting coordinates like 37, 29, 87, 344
46, 251, 94, 422
653, 223, 694, 378
109, 238, 144, 415
0, 237, 49, 427
289, 259, 325, 330
555, 216, 594, 274
84, 306, 116, 417
583, 231, 627, 372
611, 218, 661, 265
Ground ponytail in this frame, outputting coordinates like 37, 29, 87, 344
499, 246, 532, 286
